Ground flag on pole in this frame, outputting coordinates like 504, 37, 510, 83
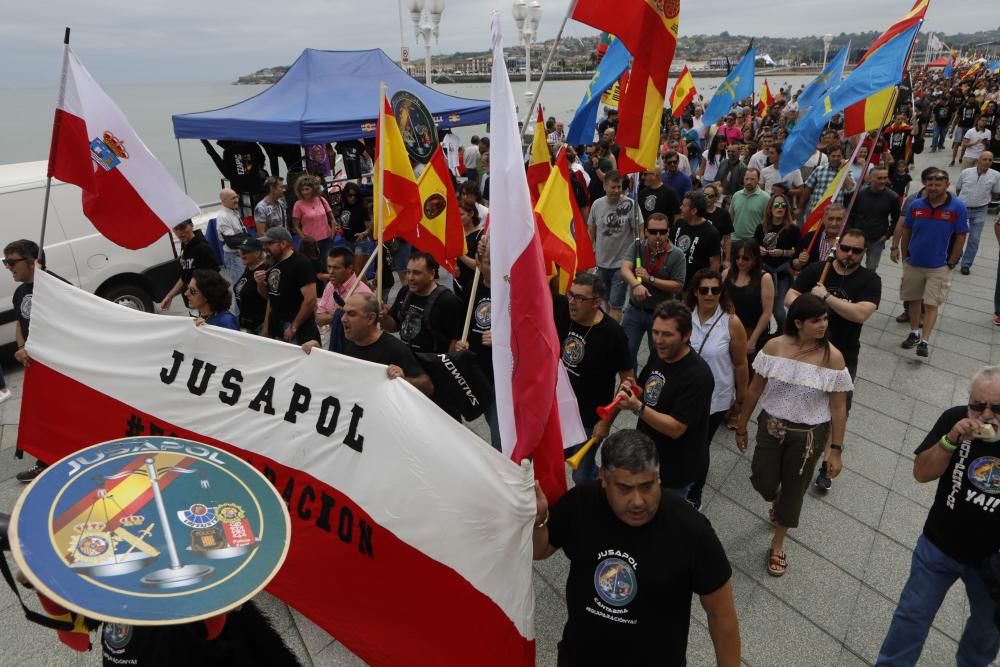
535, 147, 596, 289
526, 105, 552, 203
566, 36, 632, 146
989, 59, 1000, 75
616, 60, 671, 175
703, 47, 755, 128
797, 41, 850, 111
757, 79, 775, 118
47, 46, 200, 250
669, 66, 697, 117
409, 145, 467, 275
489, 14, 585, 505
802, 161, 852, 235
944, 50, 955, 78
844, 87, 900, 135
961, 61, 983, 81
374, 92, 422, 241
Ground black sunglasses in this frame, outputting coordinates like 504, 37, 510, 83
969, 401, 1000, 413
647, 228, 670, 235
697, 286, 722, 295
838, 244, 865, 255
2, 258, 26, 267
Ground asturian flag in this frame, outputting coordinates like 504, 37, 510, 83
48, 46, 200, 250
489, 14, 585, 506
19, 271, 537, 665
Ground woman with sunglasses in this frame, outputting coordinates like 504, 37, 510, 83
683, 269, 749, 510
754, 193, 800, 330
735, 294, 852, 577
186, 269, 238, 331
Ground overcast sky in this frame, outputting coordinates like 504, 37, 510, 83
0, 0, 992, 87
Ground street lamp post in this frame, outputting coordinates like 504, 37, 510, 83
822, 33, 833, 70
407, 0, 445, 85
512, 0, 542, 87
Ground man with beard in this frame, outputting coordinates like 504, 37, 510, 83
559, 273, 634, 482
613, 301, 715, 498
877, 367, 1000, 666
532, 429, 740, 667
588, 170, 641, 321
620, 213, 687, 370
786, 228, 881, 491
259, 227, 320, 346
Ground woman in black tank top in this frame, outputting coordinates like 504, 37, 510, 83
724, 239, 774, 356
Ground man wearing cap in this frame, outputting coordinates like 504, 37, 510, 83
159, 219, 220, 312
259, 227, 320, 345
233, 238, 269, 334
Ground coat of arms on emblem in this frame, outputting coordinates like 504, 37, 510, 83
90, 131, 128, 172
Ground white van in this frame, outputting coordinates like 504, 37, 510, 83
0, 161, 219, 347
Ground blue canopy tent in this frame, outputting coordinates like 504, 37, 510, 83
171, 48, 489, 145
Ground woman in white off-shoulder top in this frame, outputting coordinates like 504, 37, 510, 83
734, 293, 853, 578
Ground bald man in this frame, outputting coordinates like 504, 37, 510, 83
217, 188, 246, 313
956, 151, 1000, 275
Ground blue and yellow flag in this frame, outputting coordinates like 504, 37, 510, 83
797, 41, 851, 111
703, 47, 755, 128
566, 36, 632, 146
989, 60, 1000, 75
780, 23, 920, 177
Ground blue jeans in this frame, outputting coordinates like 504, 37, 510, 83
876, 535, 1000, 667
222, 251, 243, 316
932, 123, 948, 151
622, 305, 654, 372
961, 206, 989, 269
866, 239, 886, 273
767, 270, 791, 331
596, 266, 627, 310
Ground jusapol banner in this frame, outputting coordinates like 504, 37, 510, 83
17, 271, 537, 665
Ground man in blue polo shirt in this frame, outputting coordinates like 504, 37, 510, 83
660, 151, 692, 199
899, 168, 969, 357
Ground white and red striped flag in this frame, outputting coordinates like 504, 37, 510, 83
48, 46, 200, 249
488, 14, 585, 505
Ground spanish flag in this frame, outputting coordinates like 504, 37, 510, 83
527, 105, 552, 203
757, 79, 775, 118
669, 66, 696, 118
534, 147, 596, 293
410, 145, 466, 275
803, 161, 851, 236
617, 59, 669, 175
374, 92, 421, 240
843, 0, 928, 136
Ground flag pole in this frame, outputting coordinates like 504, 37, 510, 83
41, 26, 72, 254
460, 267, 481, 343
376, 82, 387, 307
518, 0, 578, 145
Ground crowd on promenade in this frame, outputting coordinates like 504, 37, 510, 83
7, 62, 1000, 666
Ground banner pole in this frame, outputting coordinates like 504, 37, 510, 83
460, 266, 481, 343
347, 253, 379, 299
376, 82, 387, 307
41, 27, 72, 254
518, 0, 577, 145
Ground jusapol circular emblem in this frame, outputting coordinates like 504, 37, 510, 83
593, 557, 637, 607
562, 334, 586, 366
969, 456, 1000, 494
10, 436, 290, 625
267, 269, 281, 292
644, 372, 665, 406
20, 293, 32, 320
474, 298, 491, 329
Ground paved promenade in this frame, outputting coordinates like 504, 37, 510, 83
2, 151, 999, 665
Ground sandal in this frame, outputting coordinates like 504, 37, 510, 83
767, 549, 788, 577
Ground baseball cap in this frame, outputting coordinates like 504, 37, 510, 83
262, 227, 292, 243
239, 237, 263, 252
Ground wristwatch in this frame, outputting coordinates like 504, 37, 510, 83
632, 403, 645, 418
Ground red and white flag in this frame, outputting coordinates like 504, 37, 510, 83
48, 46, 200, 250
20, 271, 537, 665
488, 15, 585, 506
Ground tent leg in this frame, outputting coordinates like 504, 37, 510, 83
177, 139, 189, 194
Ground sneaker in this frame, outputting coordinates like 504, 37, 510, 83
15, 463, 46, 483
950, 160, 956, 166
815, 461, 832, 491
901, 332, 920, 349
916, 341, 929, 357
960, 266, 971, 275
993, 315, 1000, 326
0, 389, 11, 405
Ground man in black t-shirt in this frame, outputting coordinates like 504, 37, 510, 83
673, 192, 721, 287
159, 220, 220, 311
931, 95, 954, 152
330, 293, 433, 396
383, 252, 463, 354
260, 227, 320, 345
614, 301, 714, 495
877, 368, 1000, 666
787, 229, 881, 492
336, 139, 367, 180
233, 238, 268, 333
533, 430, 739, 666
952, 95, 980, 166
847, 168, 901, 272
560, 273, 634, 482
636, 169, 680, 223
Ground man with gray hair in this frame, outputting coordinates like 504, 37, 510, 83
533, 429, 739, 666
877, 366, 1000, 665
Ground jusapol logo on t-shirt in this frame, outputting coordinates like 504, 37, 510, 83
562, 332, 587, 367
644, 371, 666, 405
947, 441, 1000, 511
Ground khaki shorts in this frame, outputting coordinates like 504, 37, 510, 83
900, 264, 952, 307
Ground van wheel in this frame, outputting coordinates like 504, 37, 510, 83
99, 284, 154, 313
